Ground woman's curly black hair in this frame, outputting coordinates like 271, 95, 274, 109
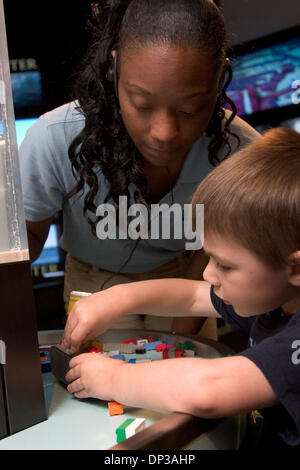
65, 0, 239, 234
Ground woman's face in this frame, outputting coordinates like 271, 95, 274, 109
117, 44, 224, 168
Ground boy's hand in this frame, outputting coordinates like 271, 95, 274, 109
65, 353, 124, 400
60, 289, 122, 354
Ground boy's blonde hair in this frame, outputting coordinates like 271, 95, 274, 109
192, 127, 300, 268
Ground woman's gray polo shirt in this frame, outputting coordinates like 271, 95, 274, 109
19, 101, 260, 273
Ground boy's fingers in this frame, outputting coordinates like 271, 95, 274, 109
65, 361, 83, 384
60, 336, 69, 351
67, 378, 84, 394
61, 325, 83, 354
60, 317, 76, 350
74, 390, 89, 399
69, 354, 86, 368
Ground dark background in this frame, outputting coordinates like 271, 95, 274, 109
3, 1, 91, 116
3, 0, 299, 337
4, 0, 300, 119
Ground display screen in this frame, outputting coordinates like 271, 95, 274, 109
32, 224, 60, 267
15, 117, 38, 147
227, 37, 300, 117
15, 118, 64, 276
11, 70, 43, 109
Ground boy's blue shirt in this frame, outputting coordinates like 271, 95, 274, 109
210, 286, 300, 447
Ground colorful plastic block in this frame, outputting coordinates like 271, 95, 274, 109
87, 347, 102, 353
144, 341, 162, 351
39, 347, 51, 373
82, 339, 103, 353
145, 335, 155, 343
103, 342, 136, 354
175, 347, 183, 358
112, 354, 125, 360
176, 340, 196, 351
107, 350, 120, 357
108, 401, 124, 416
183, 349, 195, 357
135, 347, 146, 354
90, 340, 103, 350
116, 419, 134, 442
183, 341, 196, 351
123, 337, 142, 344
163, 350, 169, 359
116, 418, 146, 443
136, 339, 148, 345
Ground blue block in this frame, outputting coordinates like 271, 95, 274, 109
112, 354, 125, 361
144, 341, 161, 351
128, 358, 136, 363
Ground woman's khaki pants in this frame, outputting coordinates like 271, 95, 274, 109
63, 253, 217, 340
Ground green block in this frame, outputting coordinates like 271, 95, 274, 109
176, 341, 196, 350
183, 341, 196, 350
116, 418, 135, 443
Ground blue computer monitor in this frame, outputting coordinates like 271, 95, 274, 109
32, 224, 60, 267
227, 26, 300, 126
15, 118, 64, 278
11, 70, 43, 109
31, 222, 65, 280
15, 117, 38, 147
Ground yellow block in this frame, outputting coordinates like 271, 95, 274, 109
81, 339, 103, 352
90, 340, 103, 350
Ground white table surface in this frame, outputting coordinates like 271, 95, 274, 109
0, 330, 245, 450
0, 371, 167, 450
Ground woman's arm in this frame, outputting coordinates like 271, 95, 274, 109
26, 217, 54, 262
61, 278, 220, 353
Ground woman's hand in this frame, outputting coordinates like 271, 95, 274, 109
60, 287, 123, 354
65, 353, 125, 400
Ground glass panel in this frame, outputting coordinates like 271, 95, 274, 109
0, 0, 29, 263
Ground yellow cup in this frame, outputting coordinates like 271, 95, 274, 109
67, 290, 91, 316
67, 291, 103, 352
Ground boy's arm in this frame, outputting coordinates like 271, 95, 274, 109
114, 355, 278, 417
172, 249, 210, 334
61, 278, 220, 353
66, 353, 278, 417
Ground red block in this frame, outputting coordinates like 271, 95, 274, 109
163, 350, 169, 359
123, 338, 141, 344
175, 348, 183, 358
155, 343, 167, 352
87, 347, 101, 353
145, 335, 155, 343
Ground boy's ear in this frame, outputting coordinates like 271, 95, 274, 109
288, 251, 300, 287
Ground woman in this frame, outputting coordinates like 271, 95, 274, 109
20, 0, 259, 335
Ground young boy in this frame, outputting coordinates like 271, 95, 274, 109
61, 127, 300, 448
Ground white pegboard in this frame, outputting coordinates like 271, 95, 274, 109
0, 339, 6, 365
0, 80, 5, 105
